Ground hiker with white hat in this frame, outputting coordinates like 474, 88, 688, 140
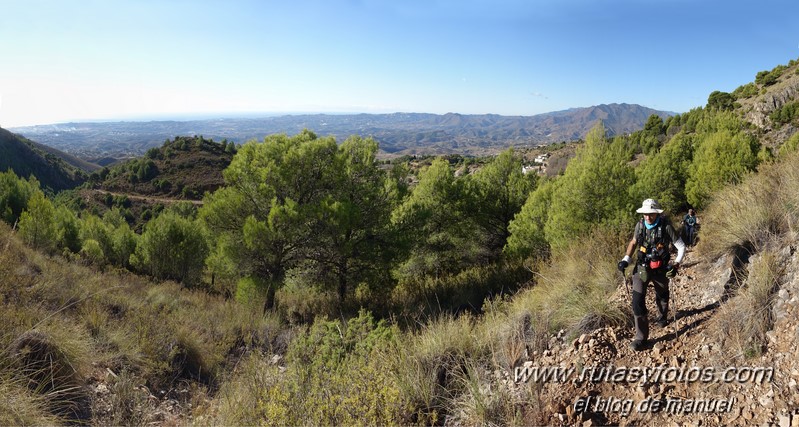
617, 198, 686, 351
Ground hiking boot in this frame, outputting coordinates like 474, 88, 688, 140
656, 315, 669, 327
629, 340, 645, 351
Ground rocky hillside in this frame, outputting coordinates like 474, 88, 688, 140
740, 67, 799, 128
735, 60, 799, 148
92, 135, 234, 200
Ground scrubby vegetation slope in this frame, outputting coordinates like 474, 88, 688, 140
0, 127, 92, 192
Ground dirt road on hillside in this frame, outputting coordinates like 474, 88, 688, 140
88, 189, 203, 206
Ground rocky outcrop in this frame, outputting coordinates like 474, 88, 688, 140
744, 81, 799, 129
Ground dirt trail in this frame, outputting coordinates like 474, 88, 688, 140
87, 189, 203, 206
518, 246, 799, 426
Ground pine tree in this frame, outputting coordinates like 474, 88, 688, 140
544, 123, 636, 248
686, 113, 759, 209
391, 158, 477, 279
630, 133, 693, 214
18, 191, 56, 253
466, 148, 537, 260
505, 177, 558, 259
54, 205, 82, 253
133, 212, 208, 285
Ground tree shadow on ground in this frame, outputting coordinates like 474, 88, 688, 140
648, 301, 720, 347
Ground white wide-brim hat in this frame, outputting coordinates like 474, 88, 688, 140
636, 198, 664, 214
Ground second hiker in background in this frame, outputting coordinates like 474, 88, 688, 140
682, 208, 699, 246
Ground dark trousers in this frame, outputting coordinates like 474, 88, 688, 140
631, 266, 669, 342
685, 225, 695, 245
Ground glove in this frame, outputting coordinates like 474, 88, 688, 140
618, 260, 629, 271
666, 264, 679, 278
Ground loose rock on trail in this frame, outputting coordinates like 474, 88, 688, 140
508, 246, 799, 426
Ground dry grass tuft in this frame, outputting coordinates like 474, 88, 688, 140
506, 230, 627, 350
0, 374, 62, 426
369, 313, 489, 425
105, 369, 151, 427
697, 151, 799, 260
7, 324, 93, 421
449, 360, 523, 427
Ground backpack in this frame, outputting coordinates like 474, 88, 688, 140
635, 217, 671, 269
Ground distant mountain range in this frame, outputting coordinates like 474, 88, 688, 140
9, 103, 675, 160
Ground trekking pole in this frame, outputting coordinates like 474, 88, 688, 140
674, 282, 680, 341
670, 265, 680, 341
618, 269, 630, 296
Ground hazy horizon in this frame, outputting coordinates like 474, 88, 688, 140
5, 103, 680, 129
2, 0, 797, 128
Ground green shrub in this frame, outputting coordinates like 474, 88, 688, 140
391, 158, 480, 280
214, 311, 403, 426
630, 132, 693, 216
79, 239, 105, 265
111, 223, 138, 268
732, 82, 758, 99
779, 132, 799, 157
165, 201, 197, 219
54, 206, 81, 253
391, 262, 530, 320
288, 310, 396, 368
755, 65, 785, 86
80, 215, 113, 259
153, 178, 171, 191
544, 124, 635, 248
769, 100, 799, 125
707, 91, 735, 111
505, 177, 558, 260
135, 159, 157, 182
275, 280, 337, 324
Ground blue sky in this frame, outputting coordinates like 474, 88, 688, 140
1, 0, 798, 127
